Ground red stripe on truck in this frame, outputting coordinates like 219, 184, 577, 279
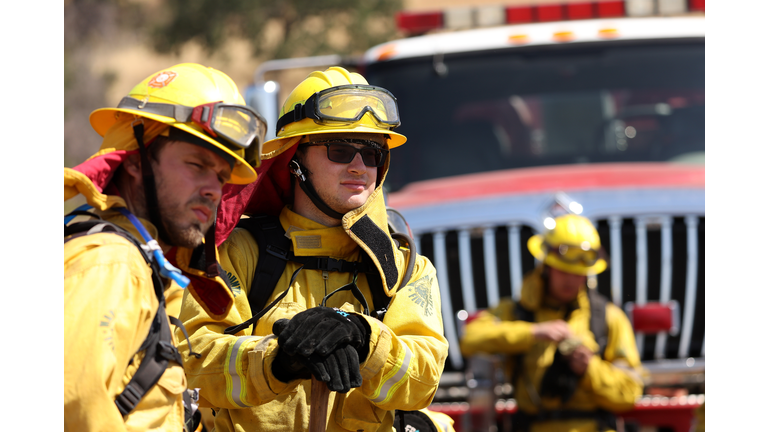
387, 162, 704, 209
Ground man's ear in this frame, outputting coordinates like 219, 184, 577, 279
122, 153, 143, 183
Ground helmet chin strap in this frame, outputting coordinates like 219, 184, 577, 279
132, 122, 174, 245
289, 158, 346, 220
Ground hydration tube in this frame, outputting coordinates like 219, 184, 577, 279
64, 204, 94, 225
66, 204, 191, 287
116, 207, 190, 288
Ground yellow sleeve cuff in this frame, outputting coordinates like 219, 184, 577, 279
248, 336, 301, 399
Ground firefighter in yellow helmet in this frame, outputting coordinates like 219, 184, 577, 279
177, 67, 450, 432
460, 214, 644, 432
64, 63, 265, 432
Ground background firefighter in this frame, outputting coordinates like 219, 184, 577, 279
460, 214, 645, 432
64, 63, 264, 431
176, 66, 451, 432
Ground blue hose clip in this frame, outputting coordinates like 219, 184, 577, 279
116, 208, 191, 288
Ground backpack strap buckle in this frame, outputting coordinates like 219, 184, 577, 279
115, 384, 143, 416
265, 244, 289, 260
317, 257, 344, 272
158, 340, 183, 364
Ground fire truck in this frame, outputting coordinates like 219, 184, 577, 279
245, 1, 704, 430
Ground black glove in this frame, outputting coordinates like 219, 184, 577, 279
276, 307, 371, 360
539, 349, 580, 403
272, 318, 363, 392
271, 346, 312, 383
271, 319, 311, 383
302, 345, 363, 393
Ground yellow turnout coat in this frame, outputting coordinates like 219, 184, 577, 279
178, 144, 449, 432
460, 266, 644, 432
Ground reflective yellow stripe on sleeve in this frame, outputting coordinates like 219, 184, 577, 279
371, 339, 413, 404
225, 336, 258, 408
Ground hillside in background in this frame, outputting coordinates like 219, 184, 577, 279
64, 0, 409, 168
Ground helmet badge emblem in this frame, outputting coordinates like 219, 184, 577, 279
148, 71, 177, 88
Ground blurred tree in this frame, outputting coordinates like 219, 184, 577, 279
65, 0, 404, 215
151, 0, 402, 60
64, 0, 146, 168
64, 0, 149, 213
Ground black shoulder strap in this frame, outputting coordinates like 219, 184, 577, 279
237, 214, 293, 316
511, 301, 535, 398
65, 219, 165, 302
231, 212, 418, 329
587, 288, 609, 359
513, 301, 535, 323
235, 215, 387, 316
65, 215, 184, 418
115, 305, 183, 416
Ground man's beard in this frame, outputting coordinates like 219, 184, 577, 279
153, 173, 217, 250
158, 196, 215, 249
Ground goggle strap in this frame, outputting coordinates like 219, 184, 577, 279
118, 97, 195, 122
276, 102, 312, 132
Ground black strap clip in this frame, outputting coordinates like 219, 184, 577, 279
318, 257, 344, 272
115, 384, 143, 416
158, 341, 183, 364
292, 102, 304, 123
265, 244, 289, 260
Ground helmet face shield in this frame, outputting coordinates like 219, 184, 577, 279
277, 85, 401, 132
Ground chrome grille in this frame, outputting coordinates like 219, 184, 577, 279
415, 214, 704, 371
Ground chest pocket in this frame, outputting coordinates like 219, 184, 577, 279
156, 363, 187, 396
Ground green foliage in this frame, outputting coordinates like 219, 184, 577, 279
151, 0, 403, 60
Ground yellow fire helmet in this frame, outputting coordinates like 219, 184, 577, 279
527, 214, 608, 276
89, 63, 264, 184
262, 66, 407, 159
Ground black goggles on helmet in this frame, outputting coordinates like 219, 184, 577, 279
301, 138, 389, 167
276, 85, 401, 132
543, 242, 602, 266
117, 96, 267, 167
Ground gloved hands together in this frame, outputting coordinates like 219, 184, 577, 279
277, 307, 371, 359
270, 307, 372, 393
539, 339, 589, 403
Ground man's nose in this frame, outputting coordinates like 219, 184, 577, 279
200, 174, 223, 204
348, 152, 367, 173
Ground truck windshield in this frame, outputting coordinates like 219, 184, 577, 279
365, 41, 705, 192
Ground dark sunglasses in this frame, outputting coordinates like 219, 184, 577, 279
302, 140, 389, 167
